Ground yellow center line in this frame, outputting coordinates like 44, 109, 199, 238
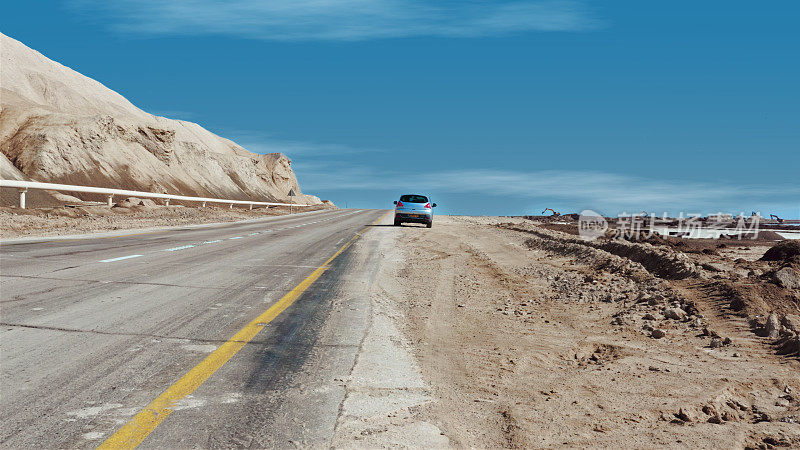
98, 210, 389, 449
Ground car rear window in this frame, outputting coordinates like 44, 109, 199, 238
400, 195, 428, 203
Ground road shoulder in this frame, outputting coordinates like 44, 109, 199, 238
329, 223, 448, 447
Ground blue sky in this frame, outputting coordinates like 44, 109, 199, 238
3, 1, 798, 217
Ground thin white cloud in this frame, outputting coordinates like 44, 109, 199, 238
68, 0, 602, 41
291, 164, 800, 215
225, 130, 377, 158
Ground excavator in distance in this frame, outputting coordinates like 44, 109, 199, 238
542, 208, 560, 217
770, 214, 784, 223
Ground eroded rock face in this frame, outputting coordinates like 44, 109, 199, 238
0, 32, 322, 206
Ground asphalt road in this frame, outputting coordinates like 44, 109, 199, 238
0, 208, 388, 448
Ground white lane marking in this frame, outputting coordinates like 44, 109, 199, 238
100, 254, 143, 263
92, 210, 366, 263
163, 245, 195, 252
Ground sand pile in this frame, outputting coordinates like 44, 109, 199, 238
0, 32, 322, 206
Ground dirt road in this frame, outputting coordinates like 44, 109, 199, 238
373, 216, 799, 448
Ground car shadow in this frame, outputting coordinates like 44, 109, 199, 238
365, 224, 429, 227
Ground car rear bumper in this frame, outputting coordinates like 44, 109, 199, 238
395, 211, 432, 223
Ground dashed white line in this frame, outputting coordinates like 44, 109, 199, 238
163, 245, 195, 252
97, 210, 366, 263
100, 254, 143, 263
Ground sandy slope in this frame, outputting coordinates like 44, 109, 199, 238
0, 32, 321, 206
375, 216, 799, 448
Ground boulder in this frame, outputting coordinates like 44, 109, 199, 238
115, 197, 158, 208
773, 267, 800, 290
782, 314, 800, 334
765, 313, 781, 339
663, 307, 687, 320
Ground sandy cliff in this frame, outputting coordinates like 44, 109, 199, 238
0, 33, 322, 206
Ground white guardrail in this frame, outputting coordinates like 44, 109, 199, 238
0, 179, 308, 210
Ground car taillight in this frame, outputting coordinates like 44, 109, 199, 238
424, 203, 431, 209
396, 201, 404, 208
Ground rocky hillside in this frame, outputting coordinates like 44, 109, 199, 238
0, 33, 322, 206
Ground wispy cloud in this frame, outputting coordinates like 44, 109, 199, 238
224, 130, 378, 158
68, 0, 602, 41
291, 164, 800, 215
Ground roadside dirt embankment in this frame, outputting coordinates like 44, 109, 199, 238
0, 202, 334, 239
499, 223, 699, 279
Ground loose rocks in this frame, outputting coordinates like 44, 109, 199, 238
663, 307, 687, 320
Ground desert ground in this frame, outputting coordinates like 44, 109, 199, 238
351, 215, 799, 448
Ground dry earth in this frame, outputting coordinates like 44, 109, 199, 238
0, 202, 333, 239
369, 216, 800, 448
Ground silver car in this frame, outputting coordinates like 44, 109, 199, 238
393, 194, 437, 227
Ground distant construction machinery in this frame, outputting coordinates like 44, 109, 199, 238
770, 214, 784, 223
542, 208, 560, 216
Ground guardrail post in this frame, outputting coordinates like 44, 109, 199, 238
202, 201, 206, 208
165, 199, 170, 206
107, 194, 114, 207
229, 203, 233, 209
249, 203, 253, 210
18, 188, 27, 209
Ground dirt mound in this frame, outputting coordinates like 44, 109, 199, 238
500, 222, 699, 280
523, 213, 579, 222
761, 241, 800, 262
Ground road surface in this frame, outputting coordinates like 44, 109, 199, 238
0, 208, 389, 448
